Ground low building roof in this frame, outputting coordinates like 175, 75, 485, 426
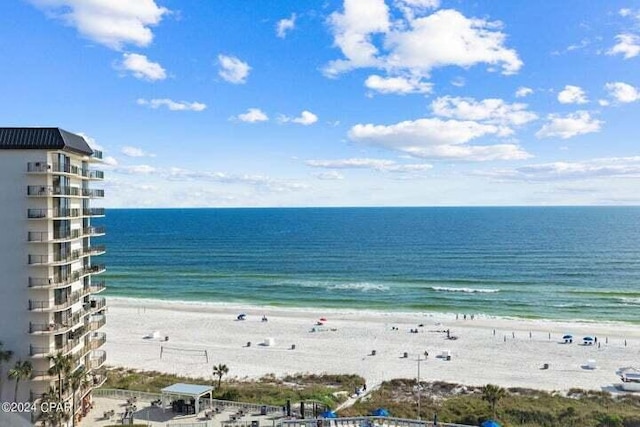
161, 383, 214, 397
0, 127, 94, 156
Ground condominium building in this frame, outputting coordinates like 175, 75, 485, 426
0, 128, 107, 423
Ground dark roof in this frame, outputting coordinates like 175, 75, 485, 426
0, 127, 94, 156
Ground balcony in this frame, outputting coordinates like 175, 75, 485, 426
29, 226, 105, 242
88, 332, 106, 351
83, 207, 105, 217
29, 308, 88, 335
29, 264, 106, 289
27, 208, 81, 219
29, 336, 83, 358
27, 186, 82, 197
28, 286, 92, 312
89, 316, 106, 332
82, 188, 104, 198
91, 150, 103, 160
28, 245, 106, 266
89, 281, 106, 294
88, 170, 104, 180
85, 297, 107, 314
26, 162, 50, 173
89, 351, 106, 370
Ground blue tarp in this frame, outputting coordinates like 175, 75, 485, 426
371, 408, 390, 417
480, 420, 501, 427
320, 410, 337, 418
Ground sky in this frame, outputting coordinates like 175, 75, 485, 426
1, 0, 640, 208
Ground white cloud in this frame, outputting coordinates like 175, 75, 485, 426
29, 0, 168, 50
314, 171, 345, 180
218, 54, 251, 84
280, 110, 318, 125
102, 156, 118, 167
306, 158, 433, 173
236, 108, 269, 123
324, 6, 522, 78
365, 75, 433, 95
515, 87, 533, 98
276, 14, 296, 38
120, 146, 156, 158
431, 96, 537, 126
598, 99, 610, 107
479, 156, 640, 181
136, 98, 206, 111
557, 85, 588, 104
605, 82, 640, 103
535, 111, 602, 139
348, 118, 530, 161
168, 168, 307, 192
607, 34, 640, 59
116, 164, 157, 175
119, 53, 166, 81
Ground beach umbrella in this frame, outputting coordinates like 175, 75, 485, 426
320, 410, 337, 418
562, 334, 573, 339
480, 420, 502, 427
371, 408, 390, 417
583, 336, 594, 341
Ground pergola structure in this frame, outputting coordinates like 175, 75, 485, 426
161, 383, 214, 415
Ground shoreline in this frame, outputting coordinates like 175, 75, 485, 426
105, 295, 640, 326
103, 297, 640, 393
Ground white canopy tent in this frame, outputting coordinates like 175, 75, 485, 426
161, 383, 214, 415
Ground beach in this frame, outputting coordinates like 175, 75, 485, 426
102, 297, 640, 393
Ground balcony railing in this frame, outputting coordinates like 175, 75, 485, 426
29, 264, 106, 289
27, 186, 82, 197
89, 281, 106, 294
28, 245, 106, 266
29, 227, 105, 242
89, 351, 106, 370
85, 297, 106, 314
29, 308, 89, 334
26, 162, 51, 173
84, 207, 106, 217
89, 333, 106, 350
82, 188, 104, 198
88, 170, 104, 180
29, 335, 84, 358
27, 208, 81, 219
89, 316, 106, 331
27, 162, 104, 181
91, 150, 103, 160
28, 286, 93, 312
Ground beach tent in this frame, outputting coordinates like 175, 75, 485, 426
371, 408, 390, 417
237, 314, 246, 320
320, 410, 337, 418
161, 383, 213, 415
563, 334, 573, 343
583, 336, 594, 345
480, 420, 502, 427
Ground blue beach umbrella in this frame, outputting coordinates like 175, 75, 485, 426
371, 408, 390, 417
562, 334, 573, 340
480, 420, 502, 427
583, 336, 594, 341
320, 410, 337, 418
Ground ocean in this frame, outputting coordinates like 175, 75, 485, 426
97, 207, 640, 323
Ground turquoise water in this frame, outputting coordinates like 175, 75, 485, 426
97, 207, 640, 323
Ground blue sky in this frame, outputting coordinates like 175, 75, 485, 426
2, 0, 640, 207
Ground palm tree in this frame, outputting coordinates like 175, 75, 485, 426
68, 366, 86, 427
481, 383, 506, 417
8, 360, 32, 402
47, 353, 73, 400
212, 364, 229, 389
0, 341, 14, 400
38, 386, 69, 427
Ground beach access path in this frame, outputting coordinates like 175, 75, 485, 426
103, 297, 640, 393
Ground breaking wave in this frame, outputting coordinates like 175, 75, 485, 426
431, 286, 500, 294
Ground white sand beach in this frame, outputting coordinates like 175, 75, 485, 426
103, 297, 640, 393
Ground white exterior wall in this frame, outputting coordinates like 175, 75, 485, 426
0, 147, 106, 413
0, 150, 43, 403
